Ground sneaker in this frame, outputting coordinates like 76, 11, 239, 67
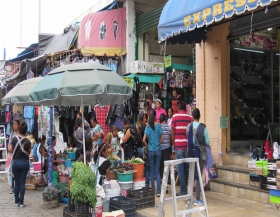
15, 203, 19, 207
176, 192, 187, 196
10, 189, 14, 194
156, 194, 160, 197
19, 204, 27, 208
194, 199, 203, 206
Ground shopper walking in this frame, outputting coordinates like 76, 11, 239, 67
187, 108, 210, 206
171, 102, 192, 196
159, 114, 171, 193
143, 114, 163, 197
9, 121, 31, 207
8, 119, 20, 194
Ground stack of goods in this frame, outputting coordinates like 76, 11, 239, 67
248, 160, 267, 188
112, 162, 134, 194
269, 161, 280, 205
130, 158, 145, 190
267, 160, 277, 190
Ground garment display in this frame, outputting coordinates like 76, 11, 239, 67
26, 69, 34, 80
42, 65, 54, 77
94, 105, 110, 139
25, 118, 34, 133
5, 111, 11, 123
24, 106, 35, 119
13, 105, 23, 115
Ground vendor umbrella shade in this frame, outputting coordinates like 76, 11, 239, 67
2, 77, 43, 106
29, 63, 133, 166
29, 63, 132, 106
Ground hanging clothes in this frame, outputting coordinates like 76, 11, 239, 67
24, 106, 35, 133
94, 105, 110, 140
42, 65, 54, 77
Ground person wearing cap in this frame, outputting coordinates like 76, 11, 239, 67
155, 99, 167, 123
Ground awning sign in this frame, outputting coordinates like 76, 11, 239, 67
123, 78, 133, 87
164, 55, 172, 68
158, 0, 274, 42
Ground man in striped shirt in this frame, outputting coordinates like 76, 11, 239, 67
171, 101, 192, 195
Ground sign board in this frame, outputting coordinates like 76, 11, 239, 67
164, 55, 172, 68
220, 116, 228, 129
123, 78, 133, 87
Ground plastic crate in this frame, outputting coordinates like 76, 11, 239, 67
63, 207, 91, 217
127, 187, 155, 210
110, 196, 136, 217
270, 189, 280, 197
68, 191, 75, 212
249, 174, 260, 182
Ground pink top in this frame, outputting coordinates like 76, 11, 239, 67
155, 107, 167, 123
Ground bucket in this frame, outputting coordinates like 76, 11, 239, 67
119, 181, 133, 190
59, 175, 68, 183
94, 205, 103, 217
32, 162, 43, 171
116, 171, 134, 182
53, 177, 58, 184
105, 189, 120, 199
67, 152, 76, 160
132, 163, 144, 179
53, 171, 58, 178
65, 161, 73, 168
61, 198, 68, 204
133, 177, 146, 190
103, 199, 110, 212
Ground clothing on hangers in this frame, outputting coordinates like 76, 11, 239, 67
94, 105, 110, 139
42, 65, 54, 77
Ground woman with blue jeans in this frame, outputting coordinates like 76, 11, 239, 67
9, 121, 31, 208
143, 114, 163, 197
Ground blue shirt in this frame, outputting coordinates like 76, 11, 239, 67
33, 143, 39, 162
24, 106, 34, 118
191, 122, 210, 145
91, 124, 103, 145
144, 124, 163, 152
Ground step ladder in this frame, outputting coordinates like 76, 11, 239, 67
158, 158, 209, 217
0, 125, 7, 174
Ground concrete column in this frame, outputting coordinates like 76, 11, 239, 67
196, 22, 230, 165
124, 0, 137, 74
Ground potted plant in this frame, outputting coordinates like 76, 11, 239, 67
42, 186, 61, 209
70, 162, 97, 214
130, 157, 144, 180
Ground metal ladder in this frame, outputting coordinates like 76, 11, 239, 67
0, 125, 7, 174
158, 158, 209, 217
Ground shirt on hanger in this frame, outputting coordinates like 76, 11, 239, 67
24, 106, 35, 119
94, 105, 110, 140
42, 66, 54, 77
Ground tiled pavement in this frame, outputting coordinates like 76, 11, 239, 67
0, 174, 279, 217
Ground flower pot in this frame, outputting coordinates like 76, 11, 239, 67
132, 163, 144, 179
67, 152, 76, 160
65, 160, 73, 168
116, 172, 134, 182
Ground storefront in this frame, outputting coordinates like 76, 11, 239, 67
158, 0, 280, 164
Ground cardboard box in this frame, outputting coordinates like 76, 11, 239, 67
250, 168, 263, 175
130, 61, 145, 73
102, 210, 125, 217
153, 62, 164, 74
248, 160, 256, 168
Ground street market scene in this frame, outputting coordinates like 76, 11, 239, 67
1, 0, 280, 216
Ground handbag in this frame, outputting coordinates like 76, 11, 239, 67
194, 131, 207, 162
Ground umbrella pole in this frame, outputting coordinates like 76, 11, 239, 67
81, 96, 86, 164
48, 106, 53, 186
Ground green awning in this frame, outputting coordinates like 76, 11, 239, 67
124, 73, 163, 84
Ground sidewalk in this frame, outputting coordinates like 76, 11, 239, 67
0, 175, 279, 217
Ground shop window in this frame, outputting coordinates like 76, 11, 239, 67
229, 29, 280, 151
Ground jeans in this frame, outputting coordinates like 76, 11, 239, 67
148, 148, 161, 194
175, 150, 189, 194
145, 166, 150, 187
12, 159, 29, 205
137, 147, 143, 159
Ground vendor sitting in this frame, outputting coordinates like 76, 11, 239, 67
94, 143, 112, 185
106, 126, 122, 156
77, 138, 93, 163
50, 136, 62, 171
